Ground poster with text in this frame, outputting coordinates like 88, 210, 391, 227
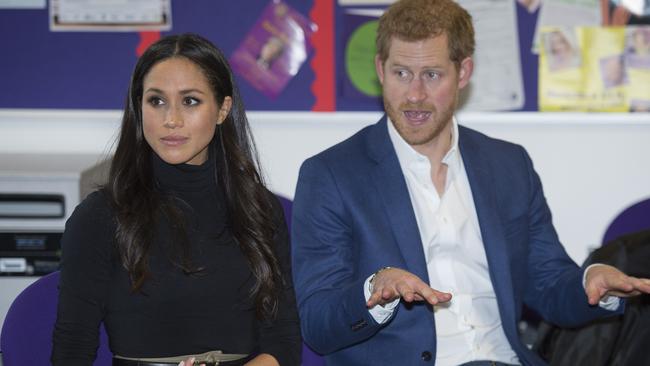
539, 26, 650, 112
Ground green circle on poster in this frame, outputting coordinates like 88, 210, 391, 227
346, 20, 381, 97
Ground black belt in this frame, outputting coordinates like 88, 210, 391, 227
113, 358, 248, 366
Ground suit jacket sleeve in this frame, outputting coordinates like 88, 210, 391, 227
291, 156, 392, 354
516, 146, 623, 326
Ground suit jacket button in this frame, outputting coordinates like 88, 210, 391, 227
421, 351, 432, 361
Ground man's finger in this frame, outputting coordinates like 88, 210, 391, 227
433, 289, 452, 303
586, 286, 602, 305
367, 291, 383, 308
412, 283, 452, 305
395, 282, 416, 302
605, 274, 635, 293
608, 289, 641, 298
631, 277, 650, 293
381, 287, 399, 301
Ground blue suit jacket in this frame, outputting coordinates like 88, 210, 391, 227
291, 117, 621, 365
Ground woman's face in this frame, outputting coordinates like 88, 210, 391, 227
549, 32, 571, 56
141, 57, 232, 165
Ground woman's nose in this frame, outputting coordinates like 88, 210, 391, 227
163, 106, 184, 129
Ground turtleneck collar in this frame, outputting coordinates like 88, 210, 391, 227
152, 149, 216, 192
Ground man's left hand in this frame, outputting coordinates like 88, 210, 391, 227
585, 264, 650, 305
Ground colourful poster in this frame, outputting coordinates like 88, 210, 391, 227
539, 26, 650, 112
230, 0, 317, 99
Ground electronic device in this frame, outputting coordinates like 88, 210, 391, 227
0, 153, 109, 329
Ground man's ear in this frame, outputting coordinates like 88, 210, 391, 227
457, 57, 473, 89
375, 54, 385, 85
217, 96, 233, 125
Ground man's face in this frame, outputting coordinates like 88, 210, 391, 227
376, 35, 472, 153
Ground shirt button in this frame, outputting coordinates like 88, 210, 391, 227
421, 351, 432, 361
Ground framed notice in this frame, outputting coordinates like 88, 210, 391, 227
49, 0, 171, 32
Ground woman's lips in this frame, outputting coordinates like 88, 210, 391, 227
161, 135, 188, 146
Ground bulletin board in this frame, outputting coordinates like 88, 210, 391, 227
0, 0, 542, 112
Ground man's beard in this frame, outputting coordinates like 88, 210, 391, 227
384, 98, 454, 147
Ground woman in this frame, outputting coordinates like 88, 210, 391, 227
545, 29, 580, 71
52, 33, 301, 366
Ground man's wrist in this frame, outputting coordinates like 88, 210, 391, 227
369, 266, 392, 293
583, 263, 622, 310
364, 273, 399, 324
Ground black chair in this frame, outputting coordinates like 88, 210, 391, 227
534, 196, 650, 366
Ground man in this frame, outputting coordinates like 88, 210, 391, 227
291, 0, 650, 365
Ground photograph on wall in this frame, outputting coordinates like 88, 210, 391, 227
49, 0, 171, 32
539, 25, 650, 112
230, 0, 317, 99
543, 28, 582, 71
602, 0, 650, 25
625, 26, 650, 111
532, 0, 601, 54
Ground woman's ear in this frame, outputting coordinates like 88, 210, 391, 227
217, 96, 233, 125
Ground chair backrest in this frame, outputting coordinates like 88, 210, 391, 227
0, 271, 111, 365
602, 197, 650, 244
275, 195, 325, 366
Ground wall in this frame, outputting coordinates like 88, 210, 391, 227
1, 109, 649, 263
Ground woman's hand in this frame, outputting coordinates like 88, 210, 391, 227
179, 357, 205, 366
244, 353, 279, 366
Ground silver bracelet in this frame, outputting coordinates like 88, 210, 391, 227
369, 266, 392, 293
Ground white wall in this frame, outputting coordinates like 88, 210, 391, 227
1, 109, 649, 263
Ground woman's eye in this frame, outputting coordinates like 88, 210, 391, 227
183, 97, 200, 106
147, 96, 165, 106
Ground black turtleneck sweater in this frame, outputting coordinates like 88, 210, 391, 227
52, 154, 301, 365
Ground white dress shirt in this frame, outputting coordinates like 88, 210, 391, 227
364, 118, 620, 365
368, 118, 520, 365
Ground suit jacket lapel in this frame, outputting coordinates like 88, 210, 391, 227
367, 117, 429, 282
459, 127, 516, 326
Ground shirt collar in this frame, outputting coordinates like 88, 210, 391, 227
387, 116, 462, 176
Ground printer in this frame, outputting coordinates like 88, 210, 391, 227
0, 153, 109, 328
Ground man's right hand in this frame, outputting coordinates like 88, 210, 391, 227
366, 267, 452, 307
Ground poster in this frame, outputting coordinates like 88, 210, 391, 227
539, 26, 650, 111
337, 0, 525, 111
230, 0, 317, 99
532, 0, 601, 54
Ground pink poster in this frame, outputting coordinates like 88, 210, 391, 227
230, 0, 317, 99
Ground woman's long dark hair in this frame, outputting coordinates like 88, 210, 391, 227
106, 33, 282, 319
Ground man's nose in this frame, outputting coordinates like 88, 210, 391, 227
406, 78, 426, 104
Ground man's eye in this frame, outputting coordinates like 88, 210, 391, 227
147, 97, 164, 106
183, 97, 200, 106
426, 72, 439, 80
